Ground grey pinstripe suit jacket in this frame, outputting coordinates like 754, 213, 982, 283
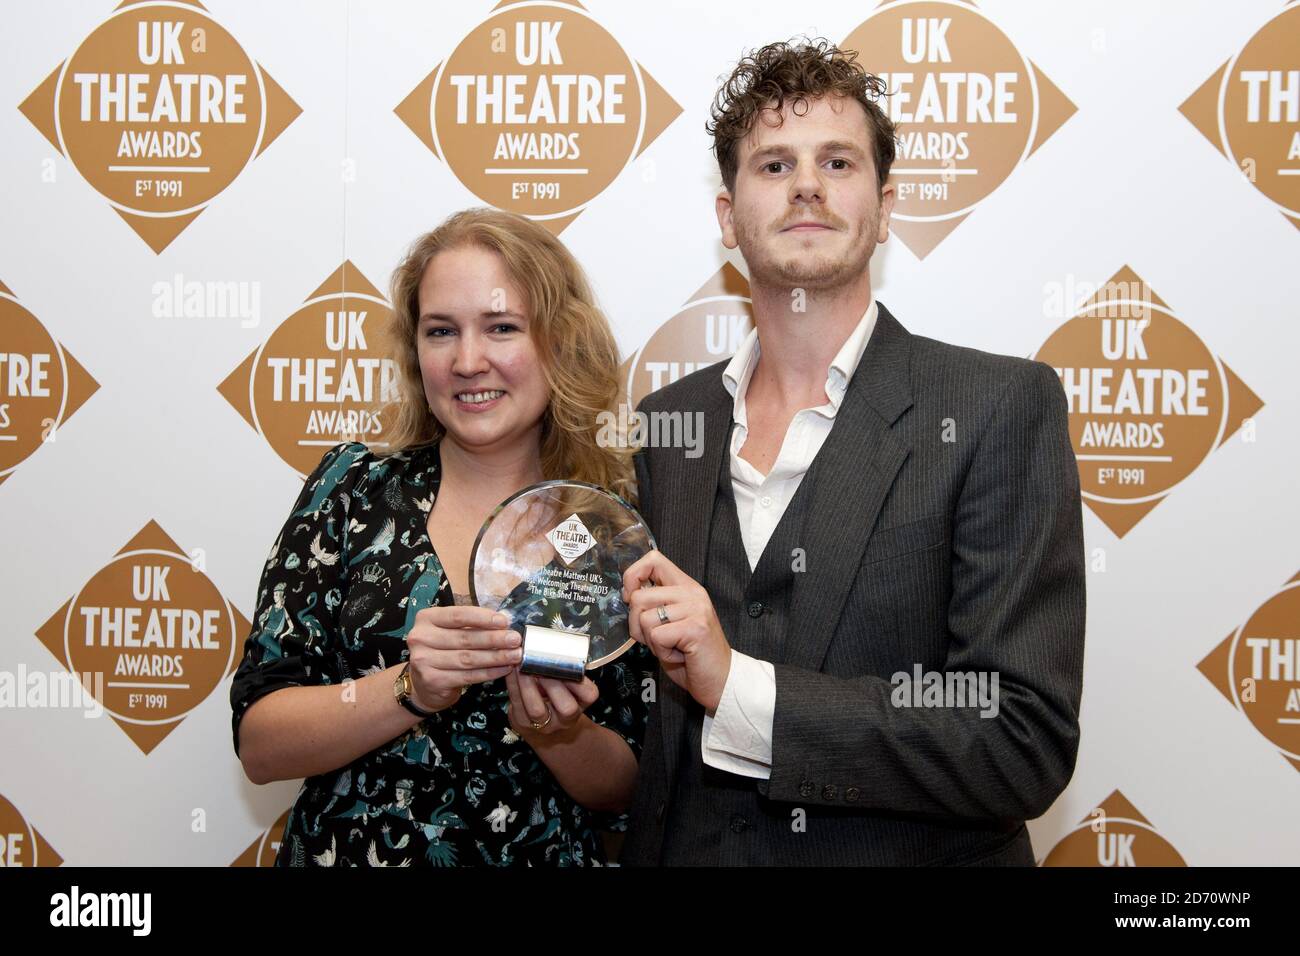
621, 301, 1086, 866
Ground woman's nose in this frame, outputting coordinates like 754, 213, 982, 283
452, 333, 489, 376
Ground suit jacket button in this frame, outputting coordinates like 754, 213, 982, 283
747, 601, 764, 618
845, 787, 860, 803
798, 780, 814, 798
730, 814, 749, 834
822, 785, 837, 801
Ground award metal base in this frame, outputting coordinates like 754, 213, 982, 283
520, 624, 590, 681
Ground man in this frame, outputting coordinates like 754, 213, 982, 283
619, 39, 1085, 866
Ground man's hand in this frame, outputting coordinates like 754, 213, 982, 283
623, 550, 732, 711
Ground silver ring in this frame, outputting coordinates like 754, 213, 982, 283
656, 605, 670, 625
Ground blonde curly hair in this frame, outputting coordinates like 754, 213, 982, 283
374, 208, 635, 502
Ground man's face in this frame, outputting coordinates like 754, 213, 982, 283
717, 95, 895, 291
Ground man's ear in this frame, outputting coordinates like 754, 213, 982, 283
877, 181, 896, 244
716, 188, 738, 250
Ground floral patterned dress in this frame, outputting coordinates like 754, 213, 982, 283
230, 441, 655, 866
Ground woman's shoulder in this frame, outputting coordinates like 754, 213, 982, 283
303, 441, 375, 493
316, 439, 439, 502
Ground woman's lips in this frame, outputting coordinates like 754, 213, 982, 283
454, 389, 505, 411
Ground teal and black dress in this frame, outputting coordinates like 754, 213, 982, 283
230, 441, 654, 867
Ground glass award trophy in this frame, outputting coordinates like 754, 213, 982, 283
469, 481, 656, 681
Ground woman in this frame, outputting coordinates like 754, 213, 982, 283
230, 208, 652, 866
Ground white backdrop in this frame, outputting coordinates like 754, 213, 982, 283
1, 0, 1297, 866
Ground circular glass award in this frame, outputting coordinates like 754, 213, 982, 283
468, 480, 656, 681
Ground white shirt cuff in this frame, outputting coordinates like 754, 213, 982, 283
701, 650, 775, 779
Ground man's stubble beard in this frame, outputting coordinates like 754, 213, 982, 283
735, 208, 880, 292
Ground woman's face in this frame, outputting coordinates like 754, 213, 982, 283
416, 245, 550, 457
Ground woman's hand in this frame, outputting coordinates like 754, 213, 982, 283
406, 605, 522, 712
505, 667, 600, 740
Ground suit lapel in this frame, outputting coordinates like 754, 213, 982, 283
654, 372, 733, 787
650, 303, 915, 790
783, 303, 915, 671
660, 384, 733, 582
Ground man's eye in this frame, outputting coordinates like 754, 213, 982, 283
763, 161, 785, 174
828, 158, 849, 170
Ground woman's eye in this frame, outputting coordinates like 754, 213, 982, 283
425, 327, 451, 338
491, 323, 518, 334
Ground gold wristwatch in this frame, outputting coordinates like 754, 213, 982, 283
394, 664, 434, 718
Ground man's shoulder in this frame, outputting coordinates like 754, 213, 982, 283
905, 330, 1058, 406
635, 361, 728, 414
632, 315, 1060, 413
909, 329, 1039, 380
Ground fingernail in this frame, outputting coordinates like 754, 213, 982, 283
494, 614, 508, 626
507, 632, 521, 646
513, 649, 523, 661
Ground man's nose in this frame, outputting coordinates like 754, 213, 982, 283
789, 159, 825, 204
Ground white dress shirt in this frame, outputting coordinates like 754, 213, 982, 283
702, 299, 879, 779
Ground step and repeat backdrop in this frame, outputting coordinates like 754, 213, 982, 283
1, 0, 1297, 866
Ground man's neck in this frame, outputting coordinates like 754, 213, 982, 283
746, 272, 874, 404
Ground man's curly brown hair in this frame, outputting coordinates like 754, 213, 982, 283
707, 38, 896, 195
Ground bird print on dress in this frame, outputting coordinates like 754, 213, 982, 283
231, 441, 654, 866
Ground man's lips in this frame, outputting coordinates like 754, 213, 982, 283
782, 222, 835, 232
